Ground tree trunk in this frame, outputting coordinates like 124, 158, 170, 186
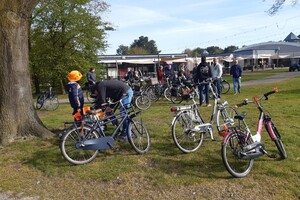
0, 0, 53, 146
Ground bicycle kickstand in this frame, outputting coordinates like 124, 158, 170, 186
260, 148, 277, 158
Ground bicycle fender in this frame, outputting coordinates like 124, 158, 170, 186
171, 110, 188, 126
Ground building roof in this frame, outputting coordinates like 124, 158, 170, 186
284, 32, 299, 42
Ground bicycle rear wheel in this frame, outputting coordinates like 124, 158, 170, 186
221, 131, 254, 178
43, 96, 59, 111
135, 95, 151, 110
128, 119, 150, 154
172, 110, 204, 153
268, 121, 287, 159
163, 87, 172, 101
60, 125, 100, 165
221, 80, 230, 94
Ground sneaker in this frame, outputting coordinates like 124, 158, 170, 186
119, 135, 128, 142
206, 104, 211, 107
234, 93, 237, 95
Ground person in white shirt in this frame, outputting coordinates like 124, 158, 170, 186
211, 57, 223, 98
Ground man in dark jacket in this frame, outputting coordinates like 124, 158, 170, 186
91, 80, 133, 141
194, 56, 212, 106
230, 59, 242, 94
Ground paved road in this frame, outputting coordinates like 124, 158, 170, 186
241, 71, 300, 86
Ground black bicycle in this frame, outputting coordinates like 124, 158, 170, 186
36, 83, 59, 111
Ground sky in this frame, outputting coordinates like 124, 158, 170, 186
102, 0, 300, 55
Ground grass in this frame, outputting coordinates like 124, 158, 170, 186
0, 70, 300, 200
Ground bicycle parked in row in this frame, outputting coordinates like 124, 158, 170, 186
36, 83, 59, 111
60, 97, 151, 165
170, 78, 238, 153
221, 88, 287, 178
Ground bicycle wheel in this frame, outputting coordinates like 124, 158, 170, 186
43, 96, 59, 111
221, 80, 230, 94
146, 85, 159, 102
163, 87, 172, 101
216, 106, 239, 133
135, 94, 151, 110
268, 121, 287, 159
172, 110, 204, 153
60, 125, 100, 165
128, 119, 150, 154
221, 131, 254, 178
36, 94, 45, 110
170, 86, 183, 104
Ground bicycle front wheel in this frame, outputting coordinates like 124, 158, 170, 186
172, 110, 204, 153
163, 87, 172, 101
216, 106, 239, 133
268, 121, 287, 159
221, 131, 254, 178
135, 95, 151, 110
60, 125, 100, 165
43, 96, 59, 111
128, 119, 150, 154
221, 80, 230, 94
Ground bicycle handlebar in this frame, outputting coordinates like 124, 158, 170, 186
235, 88, 278, 108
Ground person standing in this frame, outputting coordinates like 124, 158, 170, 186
86, 67, 97, 85
230, 59, 242, 94
65, 70, 84, 118
157, 65, 165, 84
194, 55, 212, 107
91, 79, 133, 141
211, 57, 223, 98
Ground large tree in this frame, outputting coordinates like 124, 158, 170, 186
0, 0, 53, 146
30, 0, 112, 94
116, 36, 159, 55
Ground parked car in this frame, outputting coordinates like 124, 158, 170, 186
289, 63, 300, 72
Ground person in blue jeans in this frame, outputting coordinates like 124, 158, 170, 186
194, 55, 212, 107
90, 79, 133, 141
230, 59, 242, 94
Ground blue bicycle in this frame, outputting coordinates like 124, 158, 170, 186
59, 98, 151, 165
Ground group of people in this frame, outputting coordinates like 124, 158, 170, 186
64, 57, 242, 140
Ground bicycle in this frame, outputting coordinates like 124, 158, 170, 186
221, 88, 287, 178
127, 79, 152, 110
170, 78, 199, 104
36, 83, 59, 111
220, 77, 230, 94
60, 98, 151, 165
84, 82, 96, 103
170, 78, 238, 153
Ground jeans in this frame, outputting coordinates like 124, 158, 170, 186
233, 77, 241, 93
214, 78, 222, 98
198, 83, 209, 105
120, 87, 133, 135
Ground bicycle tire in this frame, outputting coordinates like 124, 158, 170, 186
172, 110, 204, 153
171, 86, 187, 104
36, 94, 45, 110
146, 85, 159, 102
135, 95, 151, 110
221, 131, 254, 178
43, 96, 59, 111
269, 121, 287, 159
163, 87, 172, 101
216, 106, 239, 133
128, 119, 150, 154
60, 125, 100, 165
221, 80, 230, 94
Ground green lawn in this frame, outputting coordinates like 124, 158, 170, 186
0, 71, 299, 200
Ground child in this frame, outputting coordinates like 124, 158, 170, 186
65, 70, 84, 118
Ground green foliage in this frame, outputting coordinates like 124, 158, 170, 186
116, 36, 158, 55
30, 0, 113, 91
183, 45, 239, 57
